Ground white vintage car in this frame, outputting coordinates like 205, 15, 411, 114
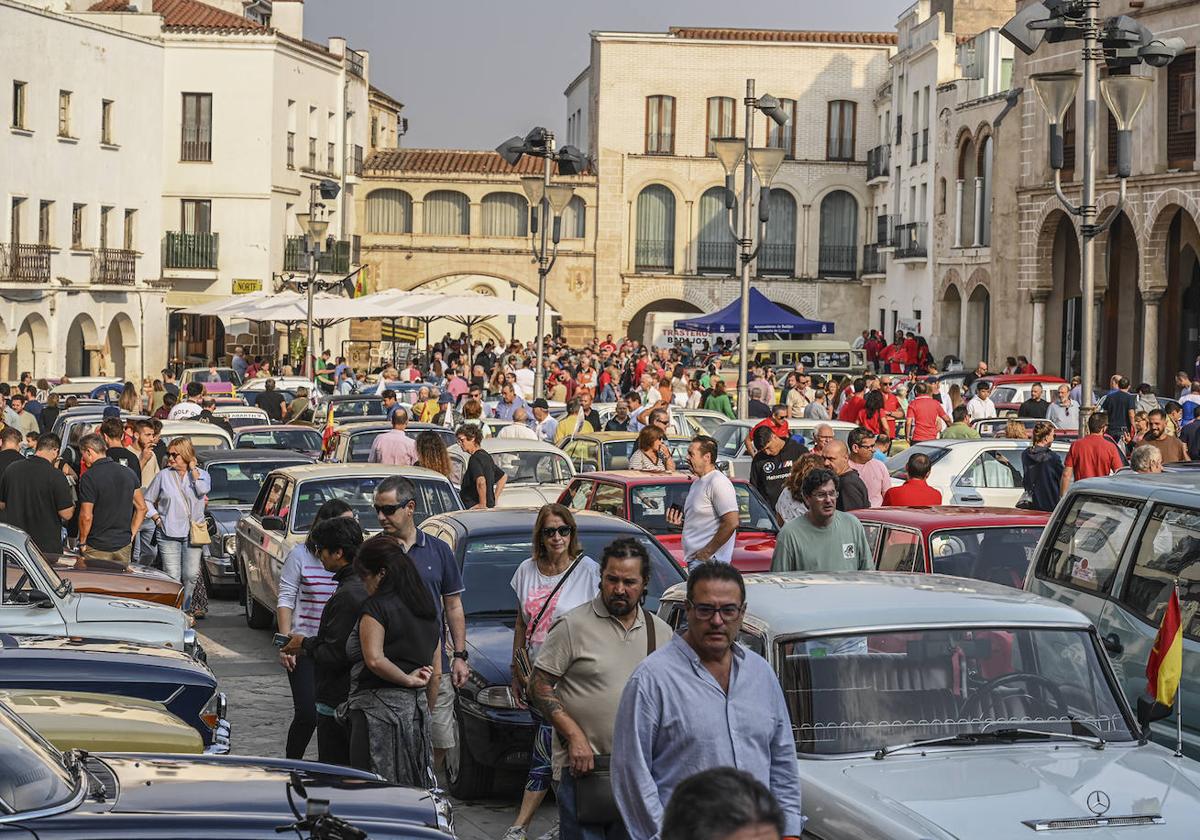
448, 438, 574, 508
0, 524, 197, 656
657, 572, 1200, 838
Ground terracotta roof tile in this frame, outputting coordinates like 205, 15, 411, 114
365, 149, 589, 176
89, 0, 265, 31
668, 26, 896, 46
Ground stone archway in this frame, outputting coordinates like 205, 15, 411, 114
964, 274, 991, 365
104, 313, 139, 381
9, 314, 50, 380
1146, 202, 1200, 391
937, 277, 963, 363
64, 313, 100, 378
1044, 210, 1081, 379
1099, 211, 1142, 383
626, 298, 703, 347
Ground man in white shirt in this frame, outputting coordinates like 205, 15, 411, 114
966, 382, 998, 422
167, 382, 204, 420
529, 399, 558, 443
496, 407, 538, 440
667, 436, 739, 571
514, 359, 535, 401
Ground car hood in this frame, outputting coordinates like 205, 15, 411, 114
71, 593, 185, 632
206, 504, 250, 531
96, 755, 444, 828
654, 532, 775, 573
809, 745, 1200, 839
465, 615, 518, 686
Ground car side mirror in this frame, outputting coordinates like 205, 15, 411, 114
580, 463, 597, 473
261, 515, 286, 532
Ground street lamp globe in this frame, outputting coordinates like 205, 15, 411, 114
1029, 71, 1081, 125
711, 138, 745, 175
748, 147, 786, 187
520, 176, 546, 206
1099, 74, 1154, 130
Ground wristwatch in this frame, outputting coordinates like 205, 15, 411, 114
452, 650, 469, 661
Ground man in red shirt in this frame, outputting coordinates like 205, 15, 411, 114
838, 378, 866, 423
905, 382, 951, 442
902, 332, 919, 371
883, 452, 943, 506
1061, 411, 1124, 493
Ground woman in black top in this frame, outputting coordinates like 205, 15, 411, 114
343, 535, 440, 785
455, 423, 506, 509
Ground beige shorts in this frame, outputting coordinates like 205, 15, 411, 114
431, 672, 456, 749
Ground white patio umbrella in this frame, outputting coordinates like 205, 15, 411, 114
400, 292, 556, 361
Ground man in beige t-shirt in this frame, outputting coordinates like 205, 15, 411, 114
527, 538, 672, 838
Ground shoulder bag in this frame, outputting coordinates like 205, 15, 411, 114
174, 470, 211, 546
573, 609, 657, 825
512, 554, 584, 686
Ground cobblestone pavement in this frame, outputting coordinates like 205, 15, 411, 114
198, 597, 555, 840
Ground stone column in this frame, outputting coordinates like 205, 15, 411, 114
972, 177, 983, 247
954, 179, 964, 247
1030, 289, 1050, 373
800, 204, 811, 277
1141, 288, 1164, 389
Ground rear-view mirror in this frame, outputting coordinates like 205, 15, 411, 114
261, 515, 286, 532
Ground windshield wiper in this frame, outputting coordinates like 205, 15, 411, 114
874, 725, 1105, 759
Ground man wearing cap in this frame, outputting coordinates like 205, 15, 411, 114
432, 391, 461, 427
529, 399, 558, 443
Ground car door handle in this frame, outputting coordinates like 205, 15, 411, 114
961, 495, 984, 503
1103, 632, 1124, 656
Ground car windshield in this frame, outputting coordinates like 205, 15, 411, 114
688, 413, 727, 436
713, 424, 748, 458
292, 476, 459, 531
600, 440, 689, 470
188, 434, 230, 452
491, 450, 573, 484
779, 626, 1135, 756
629, 483, 777, 535
237, 429, 322, 452
223, 414, 267, 430
459, 531, 683, 616
330, 399, 386, 420
885, 443, 951, 479
0, 702, 77, 814
991, 386, 1019, 404
186, 369, 239, 384
207, 460, 308, 504
4, 540, 68, 600
927, 526, 1044, 588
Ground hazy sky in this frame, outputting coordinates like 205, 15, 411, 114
303, 0, 898, 150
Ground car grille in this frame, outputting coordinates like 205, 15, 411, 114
1022, 815, 1164, 831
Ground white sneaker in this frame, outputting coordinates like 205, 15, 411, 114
499, 827, 528, 840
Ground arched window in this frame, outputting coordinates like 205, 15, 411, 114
561, 195, 586, 239
697, 187, 735, 274
365, 189, 412, 234
423, 190, 470, 236
635, 185, 675, 273
818, 190, 858, 277
481, 192, 528, 237
956, 138, 977, 248
978, 135, 993, 247
759, 190, 797, 276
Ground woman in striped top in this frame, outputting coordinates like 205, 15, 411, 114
277, 497, 355, 759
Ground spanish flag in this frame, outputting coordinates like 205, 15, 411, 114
1146, 588, 1183, 707
321, 402, 336, 453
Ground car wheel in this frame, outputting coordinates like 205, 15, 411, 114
445, 702, 493, 800
243, 584, 273, 629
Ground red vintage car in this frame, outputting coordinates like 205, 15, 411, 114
557, 470, 778, 571
852, 506, 1051, 589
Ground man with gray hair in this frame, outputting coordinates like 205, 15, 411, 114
1130, 443, 1164, 474
497, 406, 538, 440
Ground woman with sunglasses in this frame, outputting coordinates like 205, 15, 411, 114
501, 504, 600, 840
628, 425, 675, 472
275, 497, 355, 759
143, 437, 210, 615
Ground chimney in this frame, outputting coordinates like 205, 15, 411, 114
272, 0, 304, 40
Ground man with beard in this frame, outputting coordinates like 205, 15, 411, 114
529, 538, 673, 840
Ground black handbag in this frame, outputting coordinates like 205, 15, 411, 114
572, 609, 657, 825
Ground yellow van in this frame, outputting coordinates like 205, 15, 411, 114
730, 340, 867, 378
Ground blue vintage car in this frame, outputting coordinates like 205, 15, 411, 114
0, 633, 228, 752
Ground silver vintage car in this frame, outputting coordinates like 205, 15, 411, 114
657, 572, 1200, 838
448, 438, 575, 508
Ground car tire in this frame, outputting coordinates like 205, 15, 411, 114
243, 585, 273, 629
445, 702, 493, 800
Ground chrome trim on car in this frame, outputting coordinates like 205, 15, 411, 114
1022, 814, 1163, 831
183, 627, 198, 657
202, 693, 231, 754
0, 784, 86, 824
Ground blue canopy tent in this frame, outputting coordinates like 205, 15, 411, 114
673, 289, 834, 335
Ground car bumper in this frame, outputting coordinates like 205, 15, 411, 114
203, 552, 238, 582
458, 698, 536, 770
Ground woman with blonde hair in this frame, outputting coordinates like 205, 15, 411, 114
775, 452, 827, 524
143, 436, 211, 615
1005, 418, 1030, 440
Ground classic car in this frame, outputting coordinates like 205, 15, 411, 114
558, 470, 778, 571
590, 406, 731, 438
180, 366, 244, 387
361, 379, 429, 400
0, 633, 227, 750
0, 690, 204, 754
45, 551, 184, 608
324, 421, 456, 463
0, 700, 455, 839
1027, 470, 1200, 758
559, 431, 691, 474
198, 449, 314, 595
973, 416, 1078, 439
235, 464, 462, 628
883, 438, 1072, 508
852, 506, 1050, 588
417, 508, 685, 799
48, 376, 121, 398
449, 438, 575, 508
0, 525, 197, 655
969, 374, 1068, 407
657, 572, 1200, 838
713, 418, 858, 479
214, 405, 271, 429
157, 418, 234, 451
53, 408, 146, 457
238, 375, 315, 401
314, 394, 389, 426
233, 424, 324, 457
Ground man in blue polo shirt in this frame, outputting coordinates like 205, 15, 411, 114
372, 474, 468, 774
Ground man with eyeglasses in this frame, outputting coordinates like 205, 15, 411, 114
771, 467, 871, 573
612, 563, 802, 840
371, 474, 468, 774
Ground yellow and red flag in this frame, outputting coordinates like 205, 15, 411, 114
321, 403, 336, 453
1146, 588, 1183, 708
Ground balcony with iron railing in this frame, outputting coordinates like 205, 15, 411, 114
863, 243, 885, 275
697, 240, 736, 275
91, 248, 138, 285
757, 242, 795, 276
894, 222, 928, 259
867, 144, 890, 180
818, 244, 857, 278
163, 232, 218, 270
347, 48, 365, 78
0, 243, 51, 283
284, 236, 352, 274
877, 215, 898, 249
635, 239, 673, 273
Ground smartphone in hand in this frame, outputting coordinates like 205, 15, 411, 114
272, 632, 290, 648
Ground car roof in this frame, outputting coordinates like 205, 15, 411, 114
198, 449, 314, 464
660, 572, 1090, 633
576, 469, 749, 486
722, 418, 858, 429
326, 394, 382, 402
1073, 469, 1200, 497
266, 463, 449, 482
852, 506, 1050, 529
978, 375, 1067, 386
477, 438, 567, 453
234, 425, 316, 434
424, 506, 651, 536
907, 438, 1070, 451
159, 420, 232, 436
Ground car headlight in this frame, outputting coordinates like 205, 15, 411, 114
183, 627, 197, 655
223, 534, 236, 557
477, 685, 522, 709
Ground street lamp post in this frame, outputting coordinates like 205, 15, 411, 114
294, 179, 340, 379
711, 79, 789, 420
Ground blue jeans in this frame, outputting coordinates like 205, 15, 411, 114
133, 518, 158, 566
158, 536, 201, 611
558, 769, 629, 840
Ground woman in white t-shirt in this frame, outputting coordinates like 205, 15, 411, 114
503, 503, 600, 840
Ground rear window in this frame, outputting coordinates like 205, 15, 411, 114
930, 526, 1044, 589
885, 444, 950, 479
1036, 494, 1142, 595
292, 476, 459, 531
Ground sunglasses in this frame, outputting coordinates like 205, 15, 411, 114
541, 525, 573, 538
374, 502, 410, 516
166, 452, 180, 459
